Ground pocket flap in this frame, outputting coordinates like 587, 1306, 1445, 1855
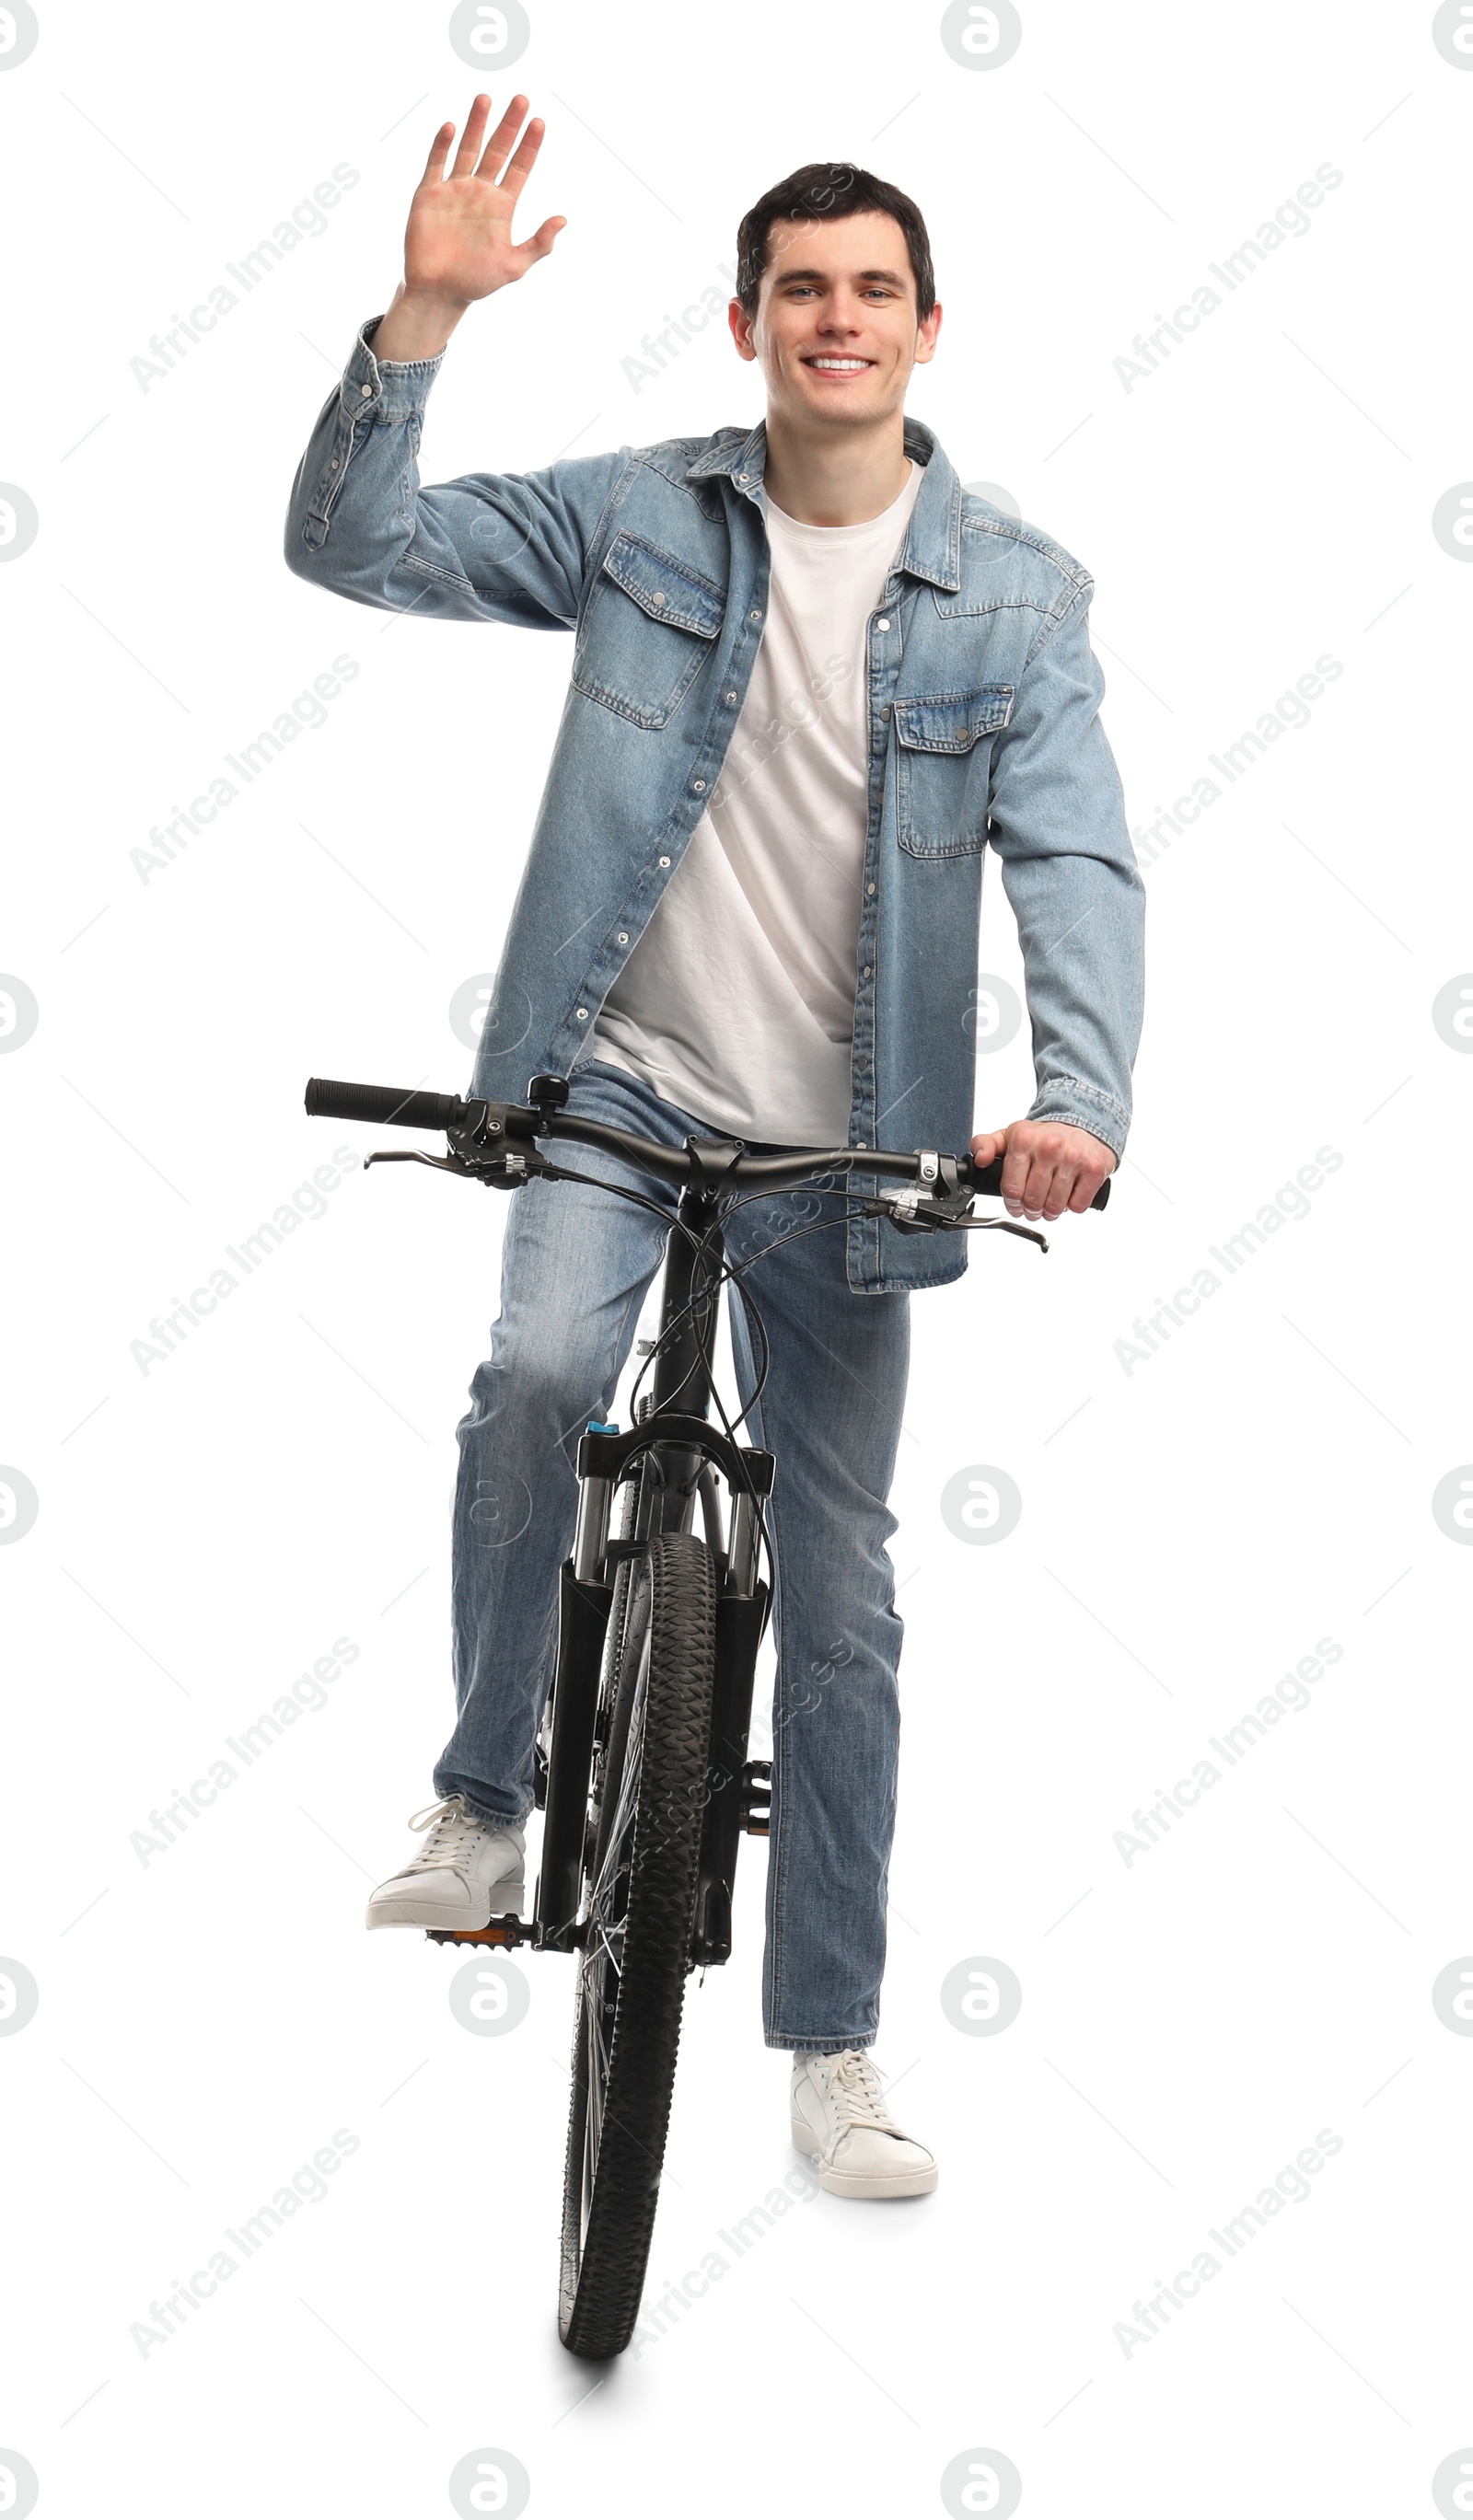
601, 532, 725, 637
893, 687, 1014, 752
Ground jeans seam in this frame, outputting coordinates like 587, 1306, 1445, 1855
760, 1483, 791, 2042
769, 2034, 876, 2053
465, 1802, 531, 1832
766, 1709, 790, 2035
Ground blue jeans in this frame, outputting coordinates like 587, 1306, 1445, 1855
435, 1061, 911, 2052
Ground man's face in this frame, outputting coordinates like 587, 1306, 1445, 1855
730, 208, 941, 428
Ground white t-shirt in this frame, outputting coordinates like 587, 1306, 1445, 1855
588, 458, 924, 1144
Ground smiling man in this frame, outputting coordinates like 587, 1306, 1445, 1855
285, 97, 1144, 2202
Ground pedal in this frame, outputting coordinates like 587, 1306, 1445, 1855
425, 1913, 530, 1948
740, 1759, 771, 1836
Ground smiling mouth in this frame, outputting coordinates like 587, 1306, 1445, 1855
801, 355, 876, 374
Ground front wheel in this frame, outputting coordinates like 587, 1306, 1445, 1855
558, 1531, 716, 2359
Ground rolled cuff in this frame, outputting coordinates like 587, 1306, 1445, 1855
1025, 1077, 1130, 1162
346, 311, 447, 421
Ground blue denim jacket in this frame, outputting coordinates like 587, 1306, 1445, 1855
285, 315, 1144, 1291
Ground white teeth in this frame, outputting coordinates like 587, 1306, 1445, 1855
809, 358, 869, 370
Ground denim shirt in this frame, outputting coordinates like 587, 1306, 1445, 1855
284, 315, 1145, 1293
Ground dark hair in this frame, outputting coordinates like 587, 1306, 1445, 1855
736, 163, 935, 322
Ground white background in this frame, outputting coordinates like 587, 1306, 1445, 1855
3, 1, 1471, 2513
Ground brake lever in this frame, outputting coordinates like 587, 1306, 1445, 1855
364, 1148, 480, 1175
859, 1192, 1050, 1254
363, 1143, 547, 1189
947, 1213, 1050, 1254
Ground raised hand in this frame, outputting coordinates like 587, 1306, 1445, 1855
374, 93, 565, 359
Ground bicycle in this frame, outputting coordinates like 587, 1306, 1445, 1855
303, 1066, 1108, 2357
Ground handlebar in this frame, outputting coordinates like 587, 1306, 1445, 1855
303, 1076, 1110, 1210
304, 1078, 469, 1133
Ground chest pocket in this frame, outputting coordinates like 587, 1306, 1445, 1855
572, 531, 726, 729
893, 687, 1014, 858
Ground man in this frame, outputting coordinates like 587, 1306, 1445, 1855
284, 94, 1144, 2201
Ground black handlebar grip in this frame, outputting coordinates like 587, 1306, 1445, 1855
968, 1155, 1111, 1211
304, 1077, 470, 1131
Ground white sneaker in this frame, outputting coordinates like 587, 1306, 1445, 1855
365, 1795, 526, 1931
791, 2050, 938, 2198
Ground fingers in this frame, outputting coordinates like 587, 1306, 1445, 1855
1005, 1159, 1061, 1220
449, 92, 495, 180
421, 117, 458, 185
1039, 1162, 1081, 1221
1066, 1162, 1110, 1214
1011, 1151, 1081, 1222
524, 214, 567, 260
508, 216, 566, 277
975, 1122, 1114, 1219
1063, 1136, 1115, 1214
423, 93, 546, 200
1025, 1145, 1075, 1221
473, 93, 538, 182
996, 1126, 1115, 1220
998, 1140, 1035, 1218
492, 111, 547, 194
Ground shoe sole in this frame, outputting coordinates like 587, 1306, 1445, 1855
365, 1876, 526, 1931
791, 2119, 939, 2198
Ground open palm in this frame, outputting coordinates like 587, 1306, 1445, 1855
403, 92, 565, 306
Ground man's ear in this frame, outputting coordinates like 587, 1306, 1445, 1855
728, 297, 759, 364
912, 302, 943, 368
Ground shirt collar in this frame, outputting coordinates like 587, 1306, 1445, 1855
686, 415, 962, 594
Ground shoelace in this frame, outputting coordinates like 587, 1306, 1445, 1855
399, 1795, 489, 1879
825, 2050, 900, 2133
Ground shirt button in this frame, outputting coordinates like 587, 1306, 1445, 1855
617, 931, 629, 944
651, 591, 667, 606
879, 704, 890, 720
866, 882, 876, 896
876, 617, 891, 630
658, 855, 671, 868
360, 383, 372, 398
863, 965, 872, 977
575, 1008, 588, 1020
855, 1142, 867, 1151
329, 457, 339, 470
725, 692, 737, 704
692, 780, 706, 792
749, 608, 762, 621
